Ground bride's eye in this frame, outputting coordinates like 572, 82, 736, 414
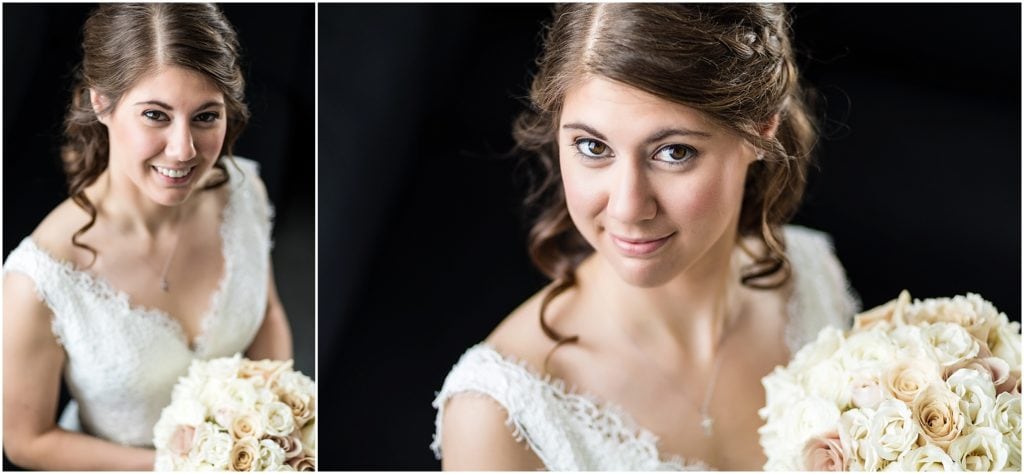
573, 138, 612, 159
653, 144, 698, 165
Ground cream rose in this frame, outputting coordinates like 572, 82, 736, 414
912, 384, 966, 449
923, 322, 980, 368
270, 433, 304, 460
231, 436, 260, 471
167, 424, 196, 456
867, 399, 919, 462
948, 426, 1009, 471
231, 411, 265, 440
854, 290, 910, 330
257, 438, 288, 470
946, 368, 997, 427
884, 358, 942, 403
802, 431, 845, 471
301, 418, 317, 454
262, 400, 297, 437
898, 444, 959, 471
240, 358, 293, 387
281, 391, 316, 427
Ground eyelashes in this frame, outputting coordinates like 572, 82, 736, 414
570, 138, 699, 166
141, 110, 222, 124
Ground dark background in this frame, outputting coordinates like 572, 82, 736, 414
2, 3, 314, 470
318, 3, 1021, 470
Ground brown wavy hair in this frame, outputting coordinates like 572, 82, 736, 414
62, 3, 250, 262
514, 4, 817, 350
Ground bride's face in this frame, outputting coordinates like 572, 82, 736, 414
94, 66, 227, 207
558, 76, 758, 288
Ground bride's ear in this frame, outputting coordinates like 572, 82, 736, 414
89, 88, 111, 124
759, 113, 781, 139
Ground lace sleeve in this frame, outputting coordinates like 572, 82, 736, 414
431, 345, 561, 467
783, 226, 861, 353
229, 156, 275, 251
3, 238, 73, 347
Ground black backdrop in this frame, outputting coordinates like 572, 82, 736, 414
318, 3, 1020, 470
2, 4, 314, 470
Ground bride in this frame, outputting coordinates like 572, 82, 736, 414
433, 4, 858, 470
2, 4, 292, 470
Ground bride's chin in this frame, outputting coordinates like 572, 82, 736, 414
609, 259, 679, 288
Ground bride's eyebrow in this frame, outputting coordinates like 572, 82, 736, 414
643, 127, 712, 145
562, 122, 607, 140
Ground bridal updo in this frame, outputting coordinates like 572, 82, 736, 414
514, 4, 817, 344
62, 3, 250, 257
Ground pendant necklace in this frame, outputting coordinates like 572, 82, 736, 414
622, 311, 737, 438
155, 211, 184, 292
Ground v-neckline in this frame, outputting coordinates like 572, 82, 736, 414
23, 184, 236, 354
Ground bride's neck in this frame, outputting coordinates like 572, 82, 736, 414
87, 170, 185, 238
591, 235, 745, 363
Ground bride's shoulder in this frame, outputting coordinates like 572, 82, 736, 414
27, 198, 94, 266
483, 282, 569, 375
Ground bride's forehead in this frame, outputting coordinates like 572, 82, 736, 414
560, 78, 717, 134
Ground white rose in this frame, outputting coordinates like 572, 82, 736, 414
759, 396, 838, 470
987, 392, 1021, 469
258, 438, 287, 470
946, 368, 997, 427
888, 324, 932, 359
188, 422, 232, 470
790, 326, 845, 373
906, 293, 1003, 342
923, 322, 980, 367
262, 401, 297, 437
987, 320, 1022, 371
800, 359, 851, 408
898, 444, 961, 471
867, 400, 919, 462
849, 368, 885, 410
840, 408, 883, 471
760, 366, 805, 423
840, 328, 897, 373
948, 426, 1009, 471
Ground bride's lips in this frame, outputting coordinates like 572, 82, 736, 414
609, 232, 675, 257
152, 164, 197, 186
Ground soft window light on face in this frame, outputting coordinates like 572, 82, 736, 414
557, 76, 759, 288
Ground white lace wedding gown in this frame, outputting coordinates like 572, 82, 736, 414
432, 225, 860, 470
2, 157, 272, 447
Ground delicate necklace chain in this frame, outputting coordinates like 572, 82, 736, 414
621, 313, 737, 437
154, 211, 184, 292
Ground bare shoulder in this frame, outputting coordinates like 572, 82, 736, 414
483, 283, 570, 376
440, 392, 545, 470
28, 197, 94, 267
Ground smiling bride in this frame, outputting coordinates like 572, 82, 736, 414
432, 4, 859, 470
2, 4, 292, 470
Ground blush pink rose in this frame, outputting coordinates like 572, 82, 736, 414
803, 431, 846, 471
168, 425, 196, 456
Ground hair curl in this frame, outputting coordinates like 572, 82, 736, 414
62, 3, 250, 262
514, 3, 818, 349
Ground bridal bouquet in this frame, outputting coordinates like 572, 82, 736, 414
759, 291, 1021, 471
153, 355, 317, 471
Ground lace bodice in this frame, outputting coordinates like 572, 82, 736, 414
431, 225, 860, 470
2, 157, 273, 447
